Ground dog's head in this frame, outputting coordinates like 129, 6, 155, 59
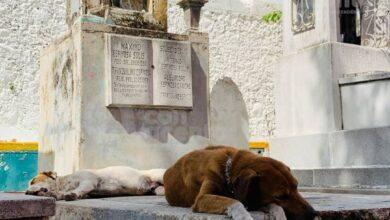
26, 171, 57, 197
232, 153, 318, 220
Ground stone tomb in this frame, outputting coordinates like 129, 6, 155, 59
271, 0, 390, 188
106, 35, 193, 108
39, 22, 210, 175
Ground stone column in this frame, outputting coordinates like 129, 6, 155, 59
177, 0, 208, 31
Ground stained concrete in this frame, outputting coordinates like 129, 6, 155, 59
54, 196, 270, 220
0, 193, 55, 219
52, 193, 390, 220
2, 193, 390, 219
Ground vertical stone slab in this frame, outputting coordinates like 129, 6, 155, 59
153, 40, 193, 108
106, 35, 153, 107
210, 78, 249, 149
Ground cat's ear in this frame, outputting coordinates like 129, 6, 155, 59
42, 171, 57, 180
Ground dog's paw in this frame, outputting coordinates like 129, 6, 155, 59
64, 193, 78, 201
153, 186, 165, 196
268, 204, 287, 220
226, 202, 254, 220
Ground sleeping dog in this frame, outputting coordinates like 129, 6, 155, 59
164, 146, 318, 220
26, 166, 165, 201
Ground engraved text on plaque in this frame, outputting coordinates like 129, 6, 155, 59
106, 34, 193, 108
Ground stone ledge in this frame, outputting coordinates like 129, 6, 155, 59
271, 126, 390, 169
339, 71, 390, 85
2, 193, 390, 219
293, 167, 390, 188
53, 194, 390, 220
0, 193, 55, 219
54, 196, 269, 220
306, 192, 390, 220
300, 187, 390, 195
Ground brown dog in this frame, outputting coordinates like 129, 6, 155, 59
164, 146, 317, 220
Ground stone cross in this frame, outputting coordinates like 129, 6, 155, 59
177, 0, 208, 30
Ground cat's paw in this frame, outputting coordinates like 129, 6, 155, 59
153, 186, 165, 196
64, 193, 78, 201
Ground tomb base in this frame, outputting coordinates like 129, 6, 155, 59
39, 18, 210, 175
272, 42, 390, 188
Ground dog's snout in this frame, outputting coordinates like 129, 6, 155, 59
40, 187, 48, 193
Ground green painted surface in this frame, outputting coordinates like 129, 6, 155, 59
0, 152, 38, 192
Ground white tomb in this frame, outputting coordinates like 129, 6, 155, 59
271, 0, 390, 188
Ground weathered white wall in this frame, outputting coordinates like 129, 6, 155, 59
0, 0, 282, 141
0, 0, 67, 141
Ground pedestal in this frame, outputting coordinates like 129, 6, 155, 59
39, 18, 210, 175
271, 0, 390, 188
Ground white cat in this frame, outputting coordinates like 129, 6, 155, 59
26, 166, 165, 201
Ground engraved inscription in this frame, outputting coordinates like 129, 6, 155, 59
153, 40, 193, 108
107, 35, 153, 106
106, 34, 193, 108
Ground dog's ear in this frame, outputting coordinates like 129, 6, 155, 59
233, 169, 260, 202
42, 171, 57, 180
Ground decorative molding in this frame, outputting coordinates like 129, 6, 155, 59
292, 0, 315, 34
359, 0, 390, 48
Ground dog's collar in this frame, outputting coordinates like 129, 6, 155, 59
225, 155, 235, 196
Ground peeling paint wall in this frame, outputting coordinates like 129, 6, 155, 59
0, 0, 282, 141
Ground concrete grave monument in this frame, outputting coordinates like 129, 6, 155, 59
39, 0, 210, 175
271, 0, 390, 188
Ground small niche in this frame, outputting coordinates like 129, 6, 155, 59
339, 0, 361, 45
112, 0, 148, 11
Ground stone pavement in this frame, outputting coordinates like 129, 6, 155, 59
2, 192, 390, 219
54, 193, 390, 220
0, 193, 55, 219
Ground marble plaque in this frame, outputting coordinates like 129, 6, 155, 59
153, 40, 193, 108
106, 35, 153, 106
106, 34, 193, 108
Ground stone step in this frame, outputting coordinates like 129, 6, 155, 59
2, 193, 390, 219
54, 196, 270, 220
300, 187, 390, 195
53, 194, 390, 220
0, 193, 55, 219
270, 126, 390, 169
293, 167, 390, 188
